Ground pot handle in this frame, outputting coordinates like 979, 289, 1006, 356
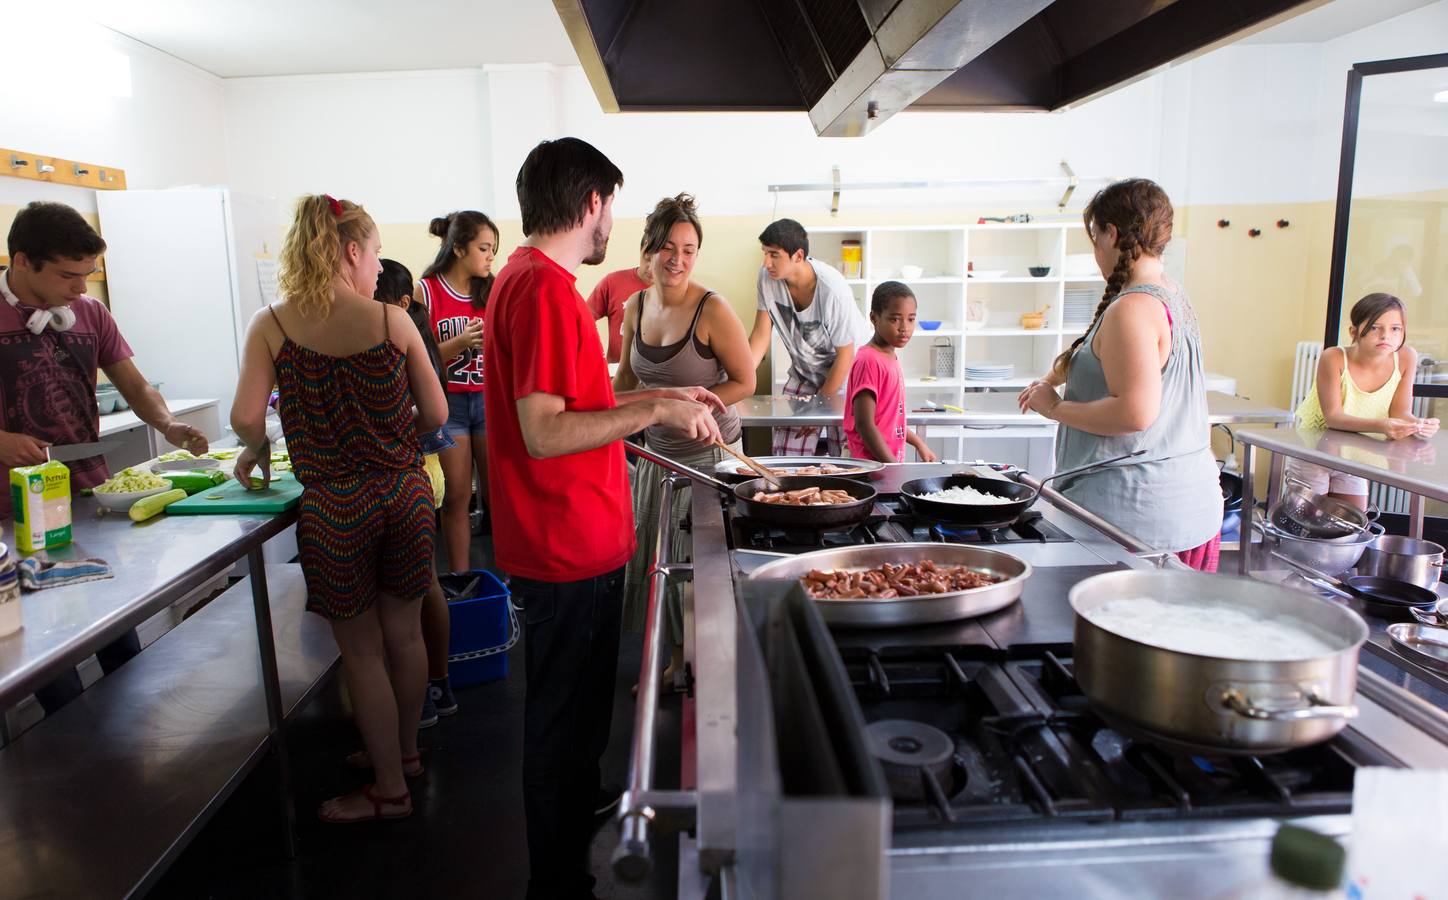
624, 440, 734, 495
1222, 689, 1358, 722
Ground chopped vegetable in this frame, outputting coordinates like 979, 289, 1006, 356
164, 471, 229, 495
201, 448, 244, 460
156, 449, 197, 462
129, 488, 187, 522
96, 467, 171, 494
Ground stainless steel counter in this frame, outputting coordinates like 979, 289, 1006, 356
0, 495, 297, 710
735, 391, 1291, 429
1236, 425, 1448, 502
1235, 425, 1447, 568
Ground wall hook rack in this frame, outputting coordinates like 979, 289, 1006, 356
10, 155, 28, 169
1276, 219, 1290, 229
73, 165, 90, 178
1217, 219, 1230, 228
1248, 228, 1262, 237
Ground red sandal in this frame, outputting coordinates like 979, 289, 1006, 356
343, 750, 425, 778
318, 784, 413, 824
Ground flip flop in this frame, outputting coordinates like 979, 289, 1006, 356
318, 785, 412, 824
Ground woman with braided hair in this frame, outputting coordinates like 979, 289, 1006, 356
1018, 179, 1223, 570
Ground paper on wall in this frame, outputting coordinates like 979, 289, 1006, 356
255, 257, 279, 306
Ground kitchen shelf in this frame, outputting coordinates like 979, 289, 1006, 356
906, 378, 962, 388
970, 327, 1062, 336
962, 377, 1034, 388
787, 222, 1087, 463
967, 276, 1061, 284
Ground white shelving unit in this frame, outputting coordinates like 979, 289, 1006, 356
768, 223, 1105, 464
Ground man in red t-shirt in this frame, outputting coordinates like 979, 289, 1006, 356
584, 246, 651, 363
484, 137, 723, 900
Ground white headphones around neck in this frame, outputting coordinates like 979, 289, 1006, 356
1, 272, 76, 334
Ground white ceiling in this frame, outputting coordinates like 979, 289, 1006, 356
1238, 0, 1441, 43
85, 0, 580, 78
80, 0, 1441, 79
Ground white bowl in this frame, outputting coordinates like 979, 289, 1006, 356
94, 486, 171, 511
900, 265, 924, 279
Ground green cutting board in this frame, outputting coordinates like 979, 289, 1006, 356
167, 473, 304, 515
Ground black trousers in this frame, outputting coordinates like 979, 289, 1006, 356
34, 628, 142, 714
510, 566, 625, 900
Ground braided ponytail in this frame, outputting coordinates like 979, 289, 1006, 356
1050, 179, 1173, 382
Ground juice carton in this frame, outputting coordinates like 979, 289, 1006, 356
10, 460, 72, 553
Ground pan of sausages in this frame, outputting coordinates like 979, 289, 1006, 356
624, 440, 878, 531
747, 544, 1032, 627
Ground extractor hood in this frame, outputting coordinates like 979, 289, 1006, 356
553, 0, 1325, 136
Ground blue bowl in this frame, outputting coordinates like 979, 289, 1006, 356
919, 320, 942, 330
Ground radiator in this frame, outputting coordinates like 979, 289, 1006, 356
1290, 340, 1324, 412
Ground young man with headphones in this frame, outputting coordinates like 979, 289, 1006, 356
1, 201, 209, 713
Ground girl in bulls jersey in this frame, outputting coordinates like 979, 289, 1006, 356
418, 210, 500, 571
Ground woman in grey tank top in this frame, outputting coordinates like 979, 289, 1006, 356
1019, 179, 1223, 568
614, 195, 756, 668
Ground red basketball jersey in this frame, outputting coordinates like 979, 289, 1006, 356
421, 274, 486, 392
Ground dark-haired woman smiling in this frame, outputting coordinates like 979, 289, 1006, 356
1019, 179, 1223, 570
614, 194, 753, 670
419, 210, 499, 571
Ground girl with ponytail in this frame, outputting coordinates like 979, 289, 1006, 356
231, 194, 449, 822
1017, 179, 1223, 570
418, 210, 500, 572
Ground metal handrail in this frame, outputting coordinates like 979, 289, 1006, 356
613, 472, 684, 881
1018, 472, 1190, 570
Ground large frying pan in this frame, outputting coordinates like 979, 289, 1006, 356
1296, 569, 1439, 622
900, 450, 1145, 528
625, 441, 877, 531
746, 544, 1031, 628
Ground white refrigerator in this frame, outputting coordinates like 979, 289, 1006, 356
96, 188, 281, 434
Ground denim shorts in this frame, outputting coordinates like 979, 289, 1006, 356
446, 391, 486, 438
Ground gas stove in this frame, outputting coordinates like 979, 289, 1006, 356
847, 646, 1391, 834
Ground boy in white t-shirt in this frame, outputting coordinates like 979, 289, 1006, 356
747, 219, 872, 456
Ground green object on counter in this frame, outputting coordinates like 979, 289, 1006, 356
165, 473, 304, 515
129, 488, 188, 522
1271, 824, 1345, 891
163, 470, 229, 495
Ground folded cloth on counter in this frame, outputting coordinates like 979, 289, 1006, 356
16, 556, 114, 590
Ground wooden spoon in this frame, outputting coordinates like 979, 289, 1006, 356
714, 441, 782, 489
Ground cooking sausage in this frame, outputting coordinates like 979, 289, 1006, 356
801, 562, 1003, 600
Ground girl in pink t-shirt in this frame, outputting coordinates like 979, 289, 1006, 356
844, 282, 936, 463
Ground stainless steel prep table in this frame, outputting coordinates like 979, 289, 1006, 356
0, 495, 296, 710
1235, 425, 1448, 573
0, 493, 304, 854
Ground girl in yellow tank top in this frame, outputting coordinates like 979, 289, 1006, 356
1289, 293, 1439, 505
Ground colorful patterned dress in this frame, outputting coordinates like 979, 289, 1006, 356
268, 305, 434, 619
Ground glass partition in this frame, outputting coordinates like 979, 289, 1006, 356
1326, 54, 1448, 400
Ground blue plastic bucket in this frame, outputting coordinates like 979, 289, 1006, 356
442, 570, 515, 687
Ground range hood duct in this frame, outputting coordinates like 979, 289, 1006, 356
554, 0, 1324, 137
768, 0, 1053, 137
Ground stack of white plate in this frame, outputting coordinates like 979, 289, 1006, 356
964, 362, 1016, 381
1063, 287, 1098, 327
